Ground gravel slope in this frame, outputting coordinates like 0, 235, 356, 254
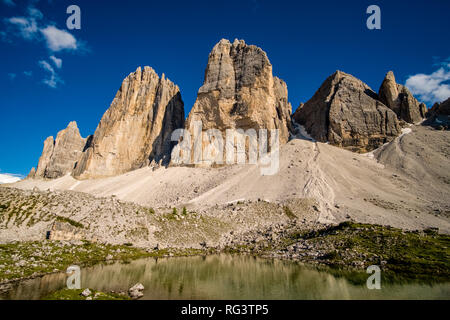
8, 125, 450, 235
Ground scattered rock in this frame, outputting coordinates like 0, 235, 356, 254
128, 283, 144, 299
81, 288, 92, 297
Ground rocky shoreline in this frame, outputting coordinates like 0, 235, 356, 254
221, 221, 450, 284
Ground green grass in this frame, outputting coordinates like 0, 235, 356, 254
55, 216, 84, 229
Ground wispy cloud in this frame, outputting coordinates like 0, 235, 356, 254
5, 16, 38, 40
27, 6, 43, 20
405, 59, 450, 104
39, 59, 63, 88
0, 173, 23, 184
24, 70, 32, 77
8, 72, 16, 80
49, 55, 62, 68
2, 0, 16, 7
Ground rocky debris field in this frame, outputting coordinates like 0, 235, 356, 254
0, 186, 322, 248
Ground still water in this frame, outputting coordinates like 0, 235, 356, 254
2, 255, 449, 300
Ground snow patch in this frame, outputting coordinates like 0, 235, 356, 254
400, 127, 412, 138
291, 120, 316, 142
0, 173, 22, 184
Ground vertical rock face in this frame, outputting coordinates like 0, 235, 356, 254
378, 71, 427, 123
35, 121, 87, 179
293, 71, 401, 153
73, 66, 185, 179
184, 39, 292, 163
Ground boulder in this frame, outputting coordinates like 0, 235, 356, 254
73, 67, 185, 178
128, 283, 144, 299
293, 71, 401, 153
81, 288, 92, 297
378, 71, 427, 123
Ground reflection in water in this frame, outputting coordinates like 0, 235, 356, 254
2, 255, 449, 300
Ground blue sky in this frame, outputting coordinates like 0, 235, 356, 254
1, 0, 449, 178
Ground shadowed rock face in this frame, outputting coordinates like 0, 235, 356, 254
293, 71, 401, 153
73, 66, 185, 179
430, 97, 450, 116
426, 97, 450, 129
35, 121, 87, 179
184, 39, 292, 163
378, 71, 427, 123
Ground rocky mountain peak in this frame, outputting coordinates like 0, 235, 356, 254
293, 71, 401, 153
184, 39, 292, 164
34, 121, 87, 179
72, 66, 185, 179
379, 70, 427, 123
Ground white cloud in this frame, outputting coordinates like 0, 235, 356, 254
39, 60, 54, 73
0, 173, 22, 184
40, 26, 77, 52
24, 70, 32, 76
2, 0, 16, 7
49, 55, 62, 68
39, 59, 63, 88
6, 16, 38, 40
406, 63, 450, 104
